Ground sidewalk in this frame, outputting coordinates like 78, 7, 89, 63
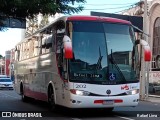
145, 96, 160, 103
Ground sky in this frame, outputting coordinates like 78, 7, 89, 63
76, 0, 140, 15
0, 0, 140, 56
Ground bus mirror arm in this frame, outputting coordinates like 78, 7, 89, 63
63, 35, 73, 59
132, 25, 150, 37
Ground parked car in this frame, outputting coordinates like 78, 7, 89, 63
0, 78, 14, 90
149, 83, 160, 93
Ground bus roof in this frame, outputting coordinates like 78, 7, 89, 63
15, 15, 131, 46
67, 15, 131, 25
31, 15, 131, 36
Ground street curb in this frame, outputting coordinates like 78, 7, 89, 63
149, 95, 160, 98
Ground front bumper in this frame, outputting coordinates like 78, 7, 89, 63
0, 87, 14, 90
65, 94, 139, 108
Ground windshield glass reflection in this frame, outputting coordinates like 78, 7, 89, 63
68, 21, 138, 84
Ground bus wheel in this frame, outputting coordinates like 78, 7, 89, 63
48, 87, 56, 111
22, 94, 29, 102
20, 84, 29, 102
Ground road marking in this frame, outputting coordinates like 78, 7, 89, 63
0, 92, 20, 99
115, 115, 135, 120
72, 118, 81, 120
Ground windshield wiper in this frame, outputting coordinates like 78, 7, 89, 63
109, 49, 126, 81
96, 47, 103, 70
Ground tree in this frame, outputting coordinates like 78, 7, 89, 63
0, 55, 3, 58
0, 0, 86, 31
25, 15, 39, 36
0, 0, 86, 19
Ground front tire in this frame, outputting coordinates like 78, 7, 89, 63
48, 86, 57, 111
22, 93, 30, 102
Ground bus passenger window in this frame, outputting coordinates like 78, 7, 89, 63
41, 35, 46, 54
46, 35, 52, 53
34, 38, 39, 56
26, 41, 29, 58
52, 29, 56, 52
29, 39, 34, 58
15, 47, 19, 61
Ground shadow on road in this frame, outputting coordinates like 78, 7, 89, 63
24, 99, 116, 118
24, 99, 160, 118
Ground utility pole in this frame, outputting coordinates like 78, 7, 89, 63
144, 0, 150, 100
140, 0, 149, 100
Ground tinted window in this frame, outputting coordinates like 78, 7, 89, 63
68, 21, 138, 84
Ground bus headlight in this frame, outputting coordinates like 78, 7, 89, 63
126, 89, 139, 95
70, 89, 90, 96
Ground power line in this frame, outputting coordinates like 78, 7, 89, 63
114, 4, 136, 14
83, 5, 134, 10
75, 2, 137, 6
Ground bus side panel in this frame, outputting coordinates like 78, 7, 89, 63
14, 52, 59, 102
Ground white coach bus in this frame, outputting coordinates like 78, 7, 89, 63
14, 15, 151, 111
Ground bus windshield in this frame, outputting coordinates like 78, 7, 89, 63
68, 21, 138, 84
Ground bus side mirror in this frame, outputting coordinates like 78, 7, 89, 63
63, 35, 73, 59
136, 39, 151, 61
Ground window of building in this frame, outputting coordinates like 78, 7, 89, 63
153, 17, 160, 68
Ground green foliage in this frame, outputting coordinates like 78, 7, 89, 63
0, 55, 3, 58
0, 0, 86, 18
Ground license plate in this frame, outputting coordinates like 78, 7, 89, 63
103, 100, 114, 105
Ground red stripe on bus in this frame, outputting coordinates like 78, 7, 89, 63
24, 87, 48, 101
67, 16, 131, 24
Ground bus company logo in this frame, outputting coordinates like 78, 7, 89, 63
121, 84, 129, 90
1, 112, 42, 118
106, 89, 111, 94
2, 112, 11, 117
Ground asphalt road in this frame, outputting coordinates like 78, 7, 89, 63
0, 90, 160, 120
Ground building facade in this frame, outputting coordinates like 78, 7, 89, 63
122, 0, 160, 96
0, 58, 5, 75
